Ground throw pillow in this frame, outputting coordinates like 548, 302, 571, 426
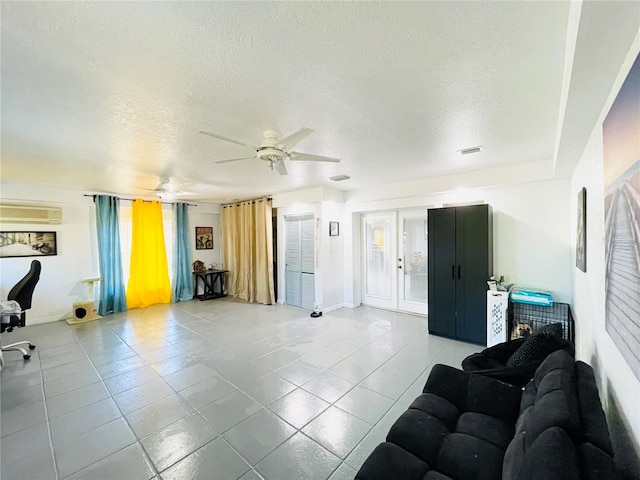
506, 330, 565, 367
540, 322, 563, 338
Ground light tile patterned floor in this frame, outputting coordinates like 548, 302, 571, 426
0, 299, 481, 480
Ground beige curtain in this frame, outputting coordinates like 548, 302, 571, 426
221, 197, 275, 304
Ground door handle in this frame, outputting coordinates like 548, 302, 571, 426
458, 265, 461, 279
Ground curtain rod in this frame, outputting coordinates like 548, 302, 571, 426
222, 196, 272, 208
83, 194, 197, 206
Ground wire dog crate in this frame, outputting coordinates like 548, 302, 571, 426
508, 301, 574, 343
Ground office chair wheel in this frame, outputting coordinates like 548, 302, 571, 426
23, 354, 30, 360
29, 345, 36, 350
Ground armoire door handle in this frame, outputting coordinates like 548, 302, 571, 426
458, 265, 461, 279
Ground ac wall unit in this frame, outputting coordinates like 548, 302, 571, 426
0, 205, 62, 224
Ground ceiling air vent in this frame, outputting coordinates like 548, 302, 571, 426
0, 204, 62, 224
330, 175, 351, 182
458, 146, 483, 155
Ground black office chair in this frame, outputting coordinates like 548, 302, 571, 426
1, 260, 41, 361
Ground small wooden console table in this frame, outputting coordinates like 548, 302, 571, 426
193, 269, 229, 300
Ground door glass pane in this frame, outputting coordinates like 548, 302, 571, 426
365, 218, 391, 297
403, 218, 427, 302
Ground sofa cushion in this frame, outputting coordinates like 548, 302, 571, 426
456, 412, 514, 450
437, 432, 506, 480
503, 426, 580, 480
574, 362, 613, 455
387, 408, 450, 466
504, 350, 582, 478
578, 443, 616, 480
409, 393, 460, 428
356, 442, 429, 480
424, 364, 522, 425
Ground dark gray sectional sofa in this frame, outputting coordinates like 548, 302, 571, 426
355, 350, 615, 480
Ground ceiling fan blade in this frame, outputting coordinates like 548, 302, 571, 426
274, 160, 288, 176
199, 130, 257, 151
214, 156, 257, 164
289, 151, 341, 163
279, 128, 313, 151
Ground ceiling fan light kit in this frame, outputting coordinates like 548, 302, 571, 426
200, 127, 340, 176
330, 174, 351, 182
458, 146, 483, 155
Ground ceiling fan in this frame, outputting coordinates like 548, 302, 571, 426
199, 128, 340, 175
143, 178, 195, 198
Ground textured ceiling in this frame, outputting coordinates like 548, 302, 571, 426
0, 1, 632, 203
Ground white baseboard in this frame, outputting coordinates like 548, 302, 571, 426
322, 304, 344, 313
26, 314, 68, 326
342, 302, 358, 309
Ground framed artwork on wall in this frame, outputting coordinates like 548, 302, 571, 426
0, 231, 57, 258
603, 52, 640, 381
195, 226, 213, 250
576, 187, 587, 272
329, 221, 339, 236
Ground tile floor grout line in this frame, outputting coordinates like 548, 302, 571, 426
3, 302, 472, 479
339, 347, 447, 469
72, 333, 160, 480
84, 306, 266, 479
35, 345, 61, 480
162, 419, 260, 480
158, 327, 344, 477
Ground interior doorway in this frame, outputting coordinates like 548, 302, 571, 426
362, 209, 427, 315
272, 207, 278, 300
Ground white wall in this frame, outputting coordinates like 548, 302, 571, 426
342, 178, 573, 307
0, 183, 220, 324
0, 184, 96, 324
188, 203, 222, 270
570, 39, 640, 452
321, 201, 344, 311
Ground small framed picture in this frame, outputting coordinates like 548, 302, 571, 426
329, 221, 339, 237
195, 226, 213, 250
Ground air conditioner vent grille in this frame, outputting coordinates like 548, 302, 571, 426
0, 205, 63, 224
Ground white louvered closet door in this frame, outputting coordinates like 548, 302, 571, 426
285, 215, 315, 309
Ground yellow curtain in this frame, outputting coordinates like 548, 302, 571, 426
127, 199, 171, 308
221, 197, 275, 304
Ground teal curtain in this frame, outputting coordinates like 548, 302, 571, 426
172, 202, 193, 302
95, 195, 127, 315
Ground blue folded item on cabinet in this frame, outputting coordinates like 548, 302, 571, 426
509, 287, 553, 306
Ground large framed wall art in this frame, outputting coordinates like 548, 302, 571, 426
603, 53, 640, 381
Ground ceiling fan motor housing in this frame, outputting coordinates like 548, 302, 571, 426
257, 130, 287, 162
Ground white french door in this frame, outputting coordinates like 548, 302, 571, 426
362, 213, 397, 309
362, 210, 427, 315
